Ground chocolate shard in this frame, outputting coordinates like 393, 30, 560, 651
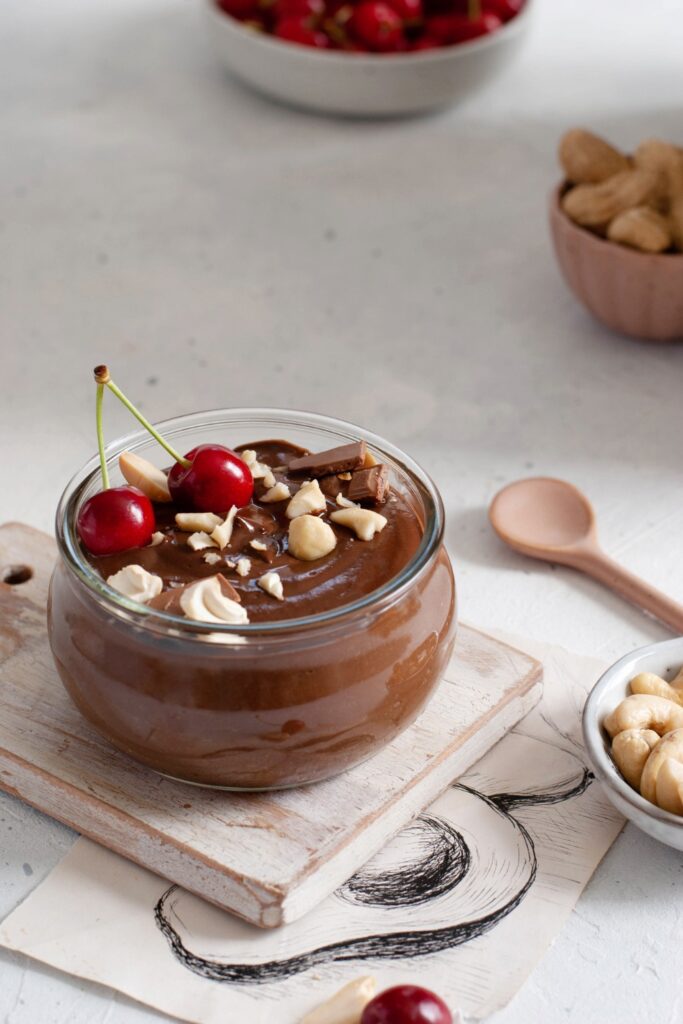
216, 573, 242, 603
288, 441, 367, 478
347, 464, 390, 505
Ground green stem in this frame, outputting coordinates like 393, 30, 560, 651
468, 0, 480, 18
96, 382, 110, 490
103, 376, 190, 468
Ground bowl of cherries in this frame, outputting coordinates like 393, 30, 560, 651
204, 0, 532, 115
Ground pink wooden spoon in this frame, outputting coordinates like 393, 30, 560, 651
489, 477, 683, 634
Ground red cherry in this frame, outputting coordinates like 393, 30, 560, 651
216, 0, 260, 18
350, 2, 404, 50
78, 486, 155, 557
361, 986, 452, 1024
390, 0, 423, 22
411, 32, 439, 48
275, 15, 331, 44
484, 0, 524, 20
168, 445, 254, 512
274, 0, 325, 19
426, 9, 499, 41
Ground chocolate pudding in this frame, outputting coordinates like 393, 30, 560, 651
48, 414, 456, 789
86, 440, 422, 624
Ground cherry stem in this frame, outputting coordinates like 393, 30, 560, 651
95, 381, 110, 491
468, 0, 480, 17
93, 366, 191, 469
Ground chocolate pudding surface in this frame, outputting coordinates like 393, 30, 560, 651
85, 440, 423, 623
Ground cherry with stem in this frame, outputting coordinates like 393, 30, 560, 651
94, 365, 254, 513
77, 373, 156, 557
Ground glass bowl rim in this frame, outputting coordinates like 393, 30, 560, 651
55, 406, 445, 639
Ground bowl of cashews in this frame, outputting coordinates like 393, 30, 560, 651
583, 637, 683, 850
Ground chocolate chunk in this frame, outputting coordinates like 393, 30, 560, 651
347, 464, 390, 505
288, 441, 367, 477
319, 475, 343, 498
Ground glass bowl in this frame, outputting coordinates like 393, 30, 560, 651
48, 408, 456, 789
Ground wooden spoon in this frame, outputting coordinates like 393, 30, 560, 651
489, 477, 683, 634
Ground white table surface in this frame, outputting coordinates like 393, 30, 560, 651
2, 0, 683, 1019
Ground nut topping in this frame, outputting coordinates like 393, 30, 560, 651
241, 449, 276, 489
330, 507, 388, 541
203, 551, 222, 565
106, 564, 163, 603
250, 539, 268, 551
288, 514, 337, 561
148, 531, 165, 546
180, 575, 249, 625
235, 557, 252, 577
258, 570, 284, 601
187, 532, 218, 551
260, 481, 291, 503
285, 479, 327, 519
175, 512, 223, 533
211, 506, 238, 550
119, 451, 171, 503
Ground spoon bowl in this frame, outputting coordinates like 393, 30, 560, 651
489, 477, 596, 558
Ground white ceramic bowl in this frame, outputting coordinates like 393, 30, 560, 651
203, 0, 534, 116
583, 637, 683, 851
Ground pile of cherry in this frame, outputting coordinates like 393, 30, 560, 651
215, 0, 524, 53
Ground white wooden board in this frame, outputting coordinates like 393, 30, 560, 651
0, 523, 542, 928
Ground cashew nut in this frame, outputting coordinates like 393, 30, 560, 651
611, 729, 660, 789
640, 728, 683, 805
655, 757, 683, 816
629, 671, 683, 706
603, 694, 683, 738
299, 977, 376, 1024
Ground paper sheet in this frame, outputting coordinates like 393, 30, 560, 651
0, 635, 624, 1022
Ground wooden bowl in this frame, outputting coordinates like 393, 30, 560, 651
549, 185, 683, 342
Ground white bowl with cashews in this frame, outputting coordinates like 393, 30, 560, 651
583, 637, 683, 850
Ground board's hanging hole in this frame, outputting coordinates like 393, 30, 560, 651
1, 565, 33, 586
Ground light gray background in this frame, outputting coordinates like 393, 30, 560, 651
2, 0, 682, 1020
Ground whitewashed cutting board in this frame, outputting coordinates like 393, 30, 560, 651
0, 523, 542, 928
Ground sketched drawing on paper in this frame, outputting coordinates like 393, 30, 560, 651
154, 767, 594, 984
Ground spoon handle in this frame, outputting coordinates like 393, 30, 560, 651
576, 548, 683, 634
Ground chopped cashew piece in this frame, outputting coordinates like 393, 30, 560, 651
119, 451, 171, 502
261, 481, 291, 503
258, 571, 284, 601
211, 506, 238, 550
288, 515, 337, 561
175, 512, 222, 533
299, 976, 377, 1024
236, 557, 252, 577
106, 565, 163, 604
330, 507, 388, 541
286, 479, 327, 519
250, 540, 268, 551
203, 551, 222, 565
241, 449, 276, 488
336, 494, 358, 509
611, 729, 660, 789
187, 532, 218, 551
630, 671, 683, 706
363, 450, 379, 468
148, 531, 165, 547
180, 576, 249, 625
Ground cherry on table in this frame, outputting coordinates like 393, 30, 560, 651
168, 444, 254, 513
350, 2, 405, 51
78, 486, 156, 557
361, 985, 453, 1024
